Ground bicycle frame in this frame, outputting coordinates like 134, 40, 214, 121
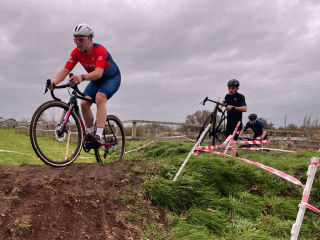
30, 74, 125, 166
196, 97, 228, 146
48, 79, 117, 148
204, 97, 227, 133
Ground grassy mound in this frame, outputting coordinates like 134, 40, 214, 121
1, 128, 319, 239
126, 139, 320, 239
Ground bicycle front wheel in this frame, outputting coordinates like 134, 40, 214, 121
94, 115, 126, 163
213, 115, 227, 145
30, 101, 84, 167
197, 109, 226, 146
196, 113, 215, 146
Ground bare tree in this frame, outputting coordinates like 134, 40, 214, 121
258, 118, 275, 129
185, 110, 211, 125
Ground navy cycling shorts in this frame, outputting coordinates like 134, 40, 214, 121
83, 74, 121, 101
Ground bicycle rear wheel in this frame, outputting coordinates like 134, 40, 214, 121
94, 115, 125, 162
30, 101, 83, 167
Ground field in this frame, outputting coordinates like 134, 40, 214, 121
0, 128, 319, 239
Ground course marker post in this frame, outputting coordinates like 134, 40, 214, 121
65, 131, 71, 160
173, 123, 211, 181
224, 121, 240, 154
290, 157, 319, 240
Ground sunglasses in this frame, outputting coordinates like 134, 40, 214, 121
73, 37, 88, 43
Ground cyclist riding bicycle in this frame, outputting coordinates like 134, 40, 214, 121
47, 23, 121, 145
240, 113, 267, 140
221, 79, 247, 156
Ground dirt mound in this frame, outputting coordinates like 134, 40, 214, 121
0, 161, 169, 240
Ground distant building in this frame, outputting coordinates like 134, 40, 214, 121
0, 118, 17, 128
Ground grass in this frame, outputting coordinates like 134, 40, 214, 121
1, 128, 320, 239
0, 128, 99, 165
125, 139, 320, 240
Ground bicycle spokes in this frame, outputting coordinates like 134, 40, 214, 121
94, 115, 125, 162
30, 101, 83, 166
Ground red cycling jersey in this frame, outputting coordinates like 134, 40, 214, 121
64, 43, 119, 78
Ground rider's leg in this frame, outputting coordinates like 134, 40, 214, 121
91, 74, 120, 139
95, 92, 108, 138
80, 97, 94, 133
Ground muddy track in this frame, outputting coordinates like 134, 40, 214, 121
0, 161, 169, 240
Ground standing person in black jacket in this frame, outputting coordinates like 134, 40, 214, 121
221, 79, 247, 156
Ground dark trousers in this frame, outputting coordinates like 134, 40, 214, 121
226, 121, 242, 141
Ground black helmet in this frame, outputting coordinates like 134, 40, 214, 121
248, 113, 257, 120
227, 79, 240, 87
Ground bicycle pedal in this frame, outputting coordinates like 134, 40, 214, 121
85, 135, 101, 149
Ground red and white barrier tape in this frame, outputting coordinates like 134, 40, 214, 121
241, 147, 296, 153
196, 137, 296, 154
240, 147, 260, 151
125, 135, 196, 154
236, 139, 270, 144
193, 134, 233, 155
0, 149, 39, 160
195, 136, 269, 153
1, 135, 195, 161
224, 122, 241, 154
1, 148, 95, 160
200, 149, 305, 188
262, 148, 295, 153
301, 195, 320, 213
125, 140, 157, 154
196, 144, 225, 151
223, 135, 233, 144
305, 203, 320, 214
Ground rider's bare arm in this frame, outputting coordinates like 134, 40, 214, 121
52, 68, 70, 85
69, 67, 104, 85
82, 67, 104, 81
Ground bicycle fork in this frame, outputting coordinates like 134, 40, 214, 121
56, 100, 80, 141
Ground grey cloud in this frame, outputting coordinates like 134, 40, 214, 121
1, 0, 320, 128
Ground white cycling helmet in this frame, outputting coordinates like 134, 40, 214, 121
73, 23, 94, 37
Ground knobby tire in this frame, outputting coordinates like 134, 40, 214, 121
30, 100, 83, 167
94, 115, 126, 162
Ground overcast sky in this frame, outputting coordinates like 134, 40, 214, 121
1, 0, 320, 128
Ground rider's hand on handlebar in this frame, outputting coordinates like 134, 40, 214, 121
69, 75, 83, 85
45, 80, 55, 91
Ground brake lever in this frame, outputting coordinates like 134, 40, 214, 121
201, 96, 208, 105
45, 79, 51, 94
68, 73, 76, 88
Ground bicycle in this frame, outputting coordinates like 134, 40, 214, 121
196, 97, 227, 146
29, 73, 126, 167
